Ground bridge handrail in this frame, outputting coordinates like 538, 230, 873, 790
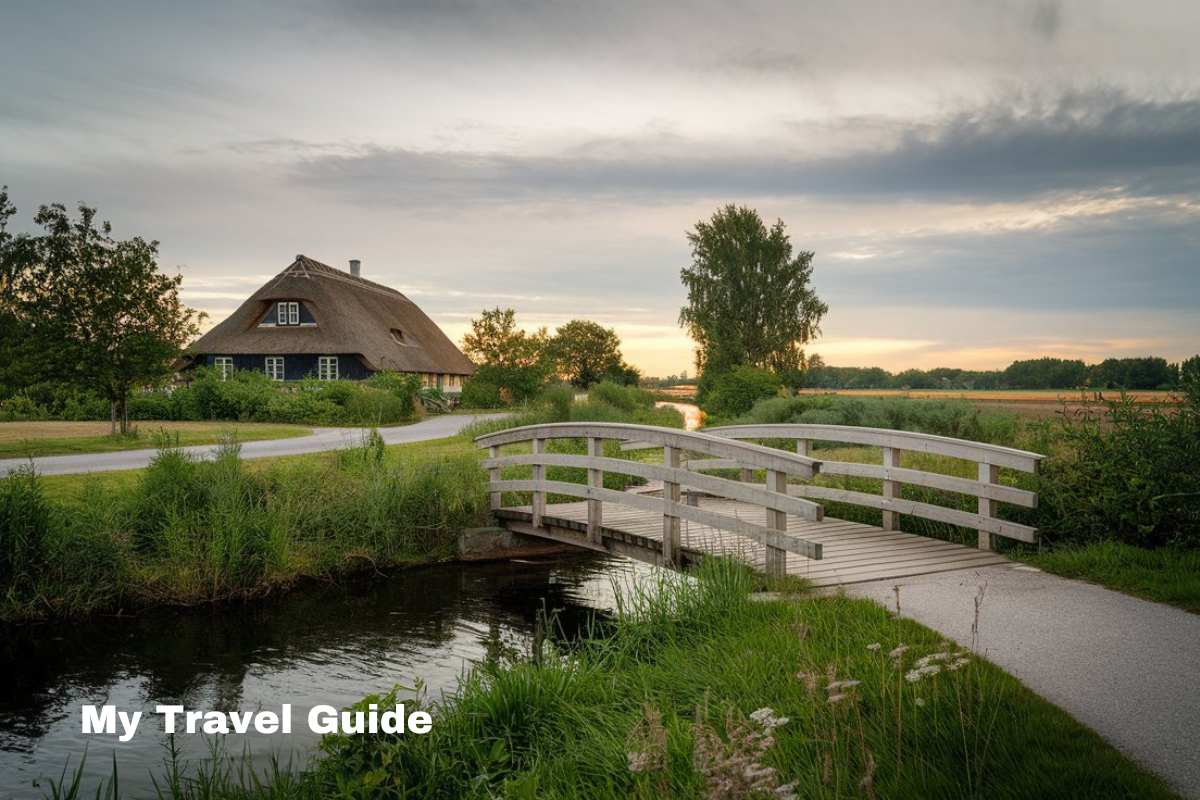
703, 423, 1044, 549
475, 422, 827, 571
476, 422, 823, 477
705, 424, 1044, 472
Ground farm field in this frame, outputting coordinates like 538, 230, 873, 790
797, 388, 1180, 420
0, 420, 313, 459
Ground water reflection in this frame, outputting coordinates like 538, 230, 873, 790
0, 555, 645, 798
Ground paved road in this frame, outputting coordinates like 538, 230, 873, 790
0, 414, 504, 477
842, 564, 1200, 799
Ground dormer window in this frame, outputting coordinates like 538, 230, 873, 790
277, 301, 300, 326
390, 328, 406, 344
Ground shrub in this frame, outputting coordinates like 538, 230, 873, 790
1035, 389, 1200, 549
730, 394, 1019, 444
0, 465, 54, 600
368, 371, 423, 417
459, 375, 505, 408
704, 366, 783, 420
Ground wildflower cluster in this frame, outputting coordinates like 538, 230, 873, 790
626, 704, 668, 774
904, 651, 971, 683
692, 707, 797, 800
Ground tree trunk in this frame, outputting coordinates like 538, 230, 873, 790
110, 398, 118, 437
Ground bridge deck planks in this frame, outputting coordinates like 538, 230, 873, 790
498, 494, 1008, 587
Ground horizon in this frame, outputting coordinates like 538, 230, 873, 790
2, 1, 1197, 376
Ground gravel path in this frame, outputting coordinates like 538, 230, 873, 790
842, 563, 1200, 798
0, 414, 504, 477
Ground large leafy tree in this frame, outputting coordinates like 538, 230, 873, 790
548, 319, 637, 388
679, 205, 827, 390
2, 194, 202, 434
461, 307, 550, 402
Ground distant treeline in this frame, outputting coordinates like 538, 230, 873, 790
803, 356, 1197, 392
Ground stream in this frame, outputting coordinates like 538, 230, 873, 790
0, 554, 646, 798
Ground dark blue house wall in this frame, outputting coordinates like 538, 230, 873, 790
202, 354, 372, 381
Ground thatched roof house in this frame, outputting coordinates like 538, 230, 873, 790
189, 255, 476, 391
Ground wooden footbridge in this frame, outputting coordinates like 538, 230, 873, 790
475, 423, 1045, 587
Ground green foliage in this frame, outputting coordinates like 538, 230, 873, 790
306, 559, 1175, 799
704, 366, 783, 420
458, 373, 506, 408
0, 465, 53, 600
2, 194, 202, 434
1090, 356, 1179, 390
1035, 389, 1200, 548
546, 319, 635, 388
460, 308, 551, 402
1004, 357, 1088, 389
730, 393, 1020, 443
680, 204, 827, 383
367, 370, 423, 417
2, 435, 491, 620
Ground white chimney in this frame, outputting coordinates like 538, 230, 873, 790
349, 259, 361, 278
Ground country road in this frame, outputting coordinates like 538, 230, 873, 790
0, 414, 505, 477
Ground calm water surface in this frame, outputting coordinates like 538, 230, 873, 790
0, 554, 647, 798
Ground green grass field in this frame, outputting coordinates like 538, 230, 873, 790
0, 420, 314, 459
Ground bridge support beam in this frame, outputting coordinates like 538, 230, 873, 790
531, 437, 546, 529
764, 469, 788, 578
881, 447, 901, 531
587, 437, 603, 545
488, 445, 502, 510
663, 445, 681, 566
977, 463, 999, 551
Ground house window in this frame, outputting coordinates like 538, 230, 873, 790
448, 374, 457, 387
215, 356, 233, 381
276, 301, 300, 326
265, 356, 285, 381
318, 356, 338, 381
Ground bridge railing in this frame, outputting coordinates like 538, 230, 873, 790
475, 422, 826, 573
701, 424, 1044, 550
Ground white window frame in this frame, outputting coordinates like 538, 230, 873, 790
215, 356, 233, 381
276, 301, 300, 326
265, 356, 285, 381
318, 356, 338, 381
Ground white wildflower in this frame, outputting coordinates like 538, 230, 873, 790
915, 697, 926, 707
866, 643, 881, 651
888, 644, 909, 658
826, 680, 861, 691
827, 693, 849, 704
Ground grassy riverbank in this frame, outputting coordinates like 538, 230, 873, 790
0, 435, 491, 620
56, 560, 1181, 799
0, 383, 683, 622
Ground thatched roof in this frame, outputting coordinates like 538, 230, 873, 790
190, 255, 476, 375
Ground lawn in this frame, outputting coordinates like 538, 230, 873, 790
1021, 541, 1200, 614
0, 420, 313, 459
33, 433, 482, 502
297, 560, 1181, 799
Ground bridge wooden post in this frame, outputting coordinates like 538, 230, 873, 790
764, 469, 788, 578
488, 445, 502, 510
531, 437, 546, 529
881, 446, 901, 531
587, 437, 603, 544
977, 462, 999, 551
663, 445, 681, 566
796, 439, 809, 457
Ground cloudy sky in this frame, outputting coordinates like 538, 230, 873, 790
2, 0, 1198, 377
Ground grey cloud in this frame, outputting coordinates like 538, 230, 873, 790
814, 209, 1200, 313
291, 90, 1200, 207
1029, 0, 1062, 39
